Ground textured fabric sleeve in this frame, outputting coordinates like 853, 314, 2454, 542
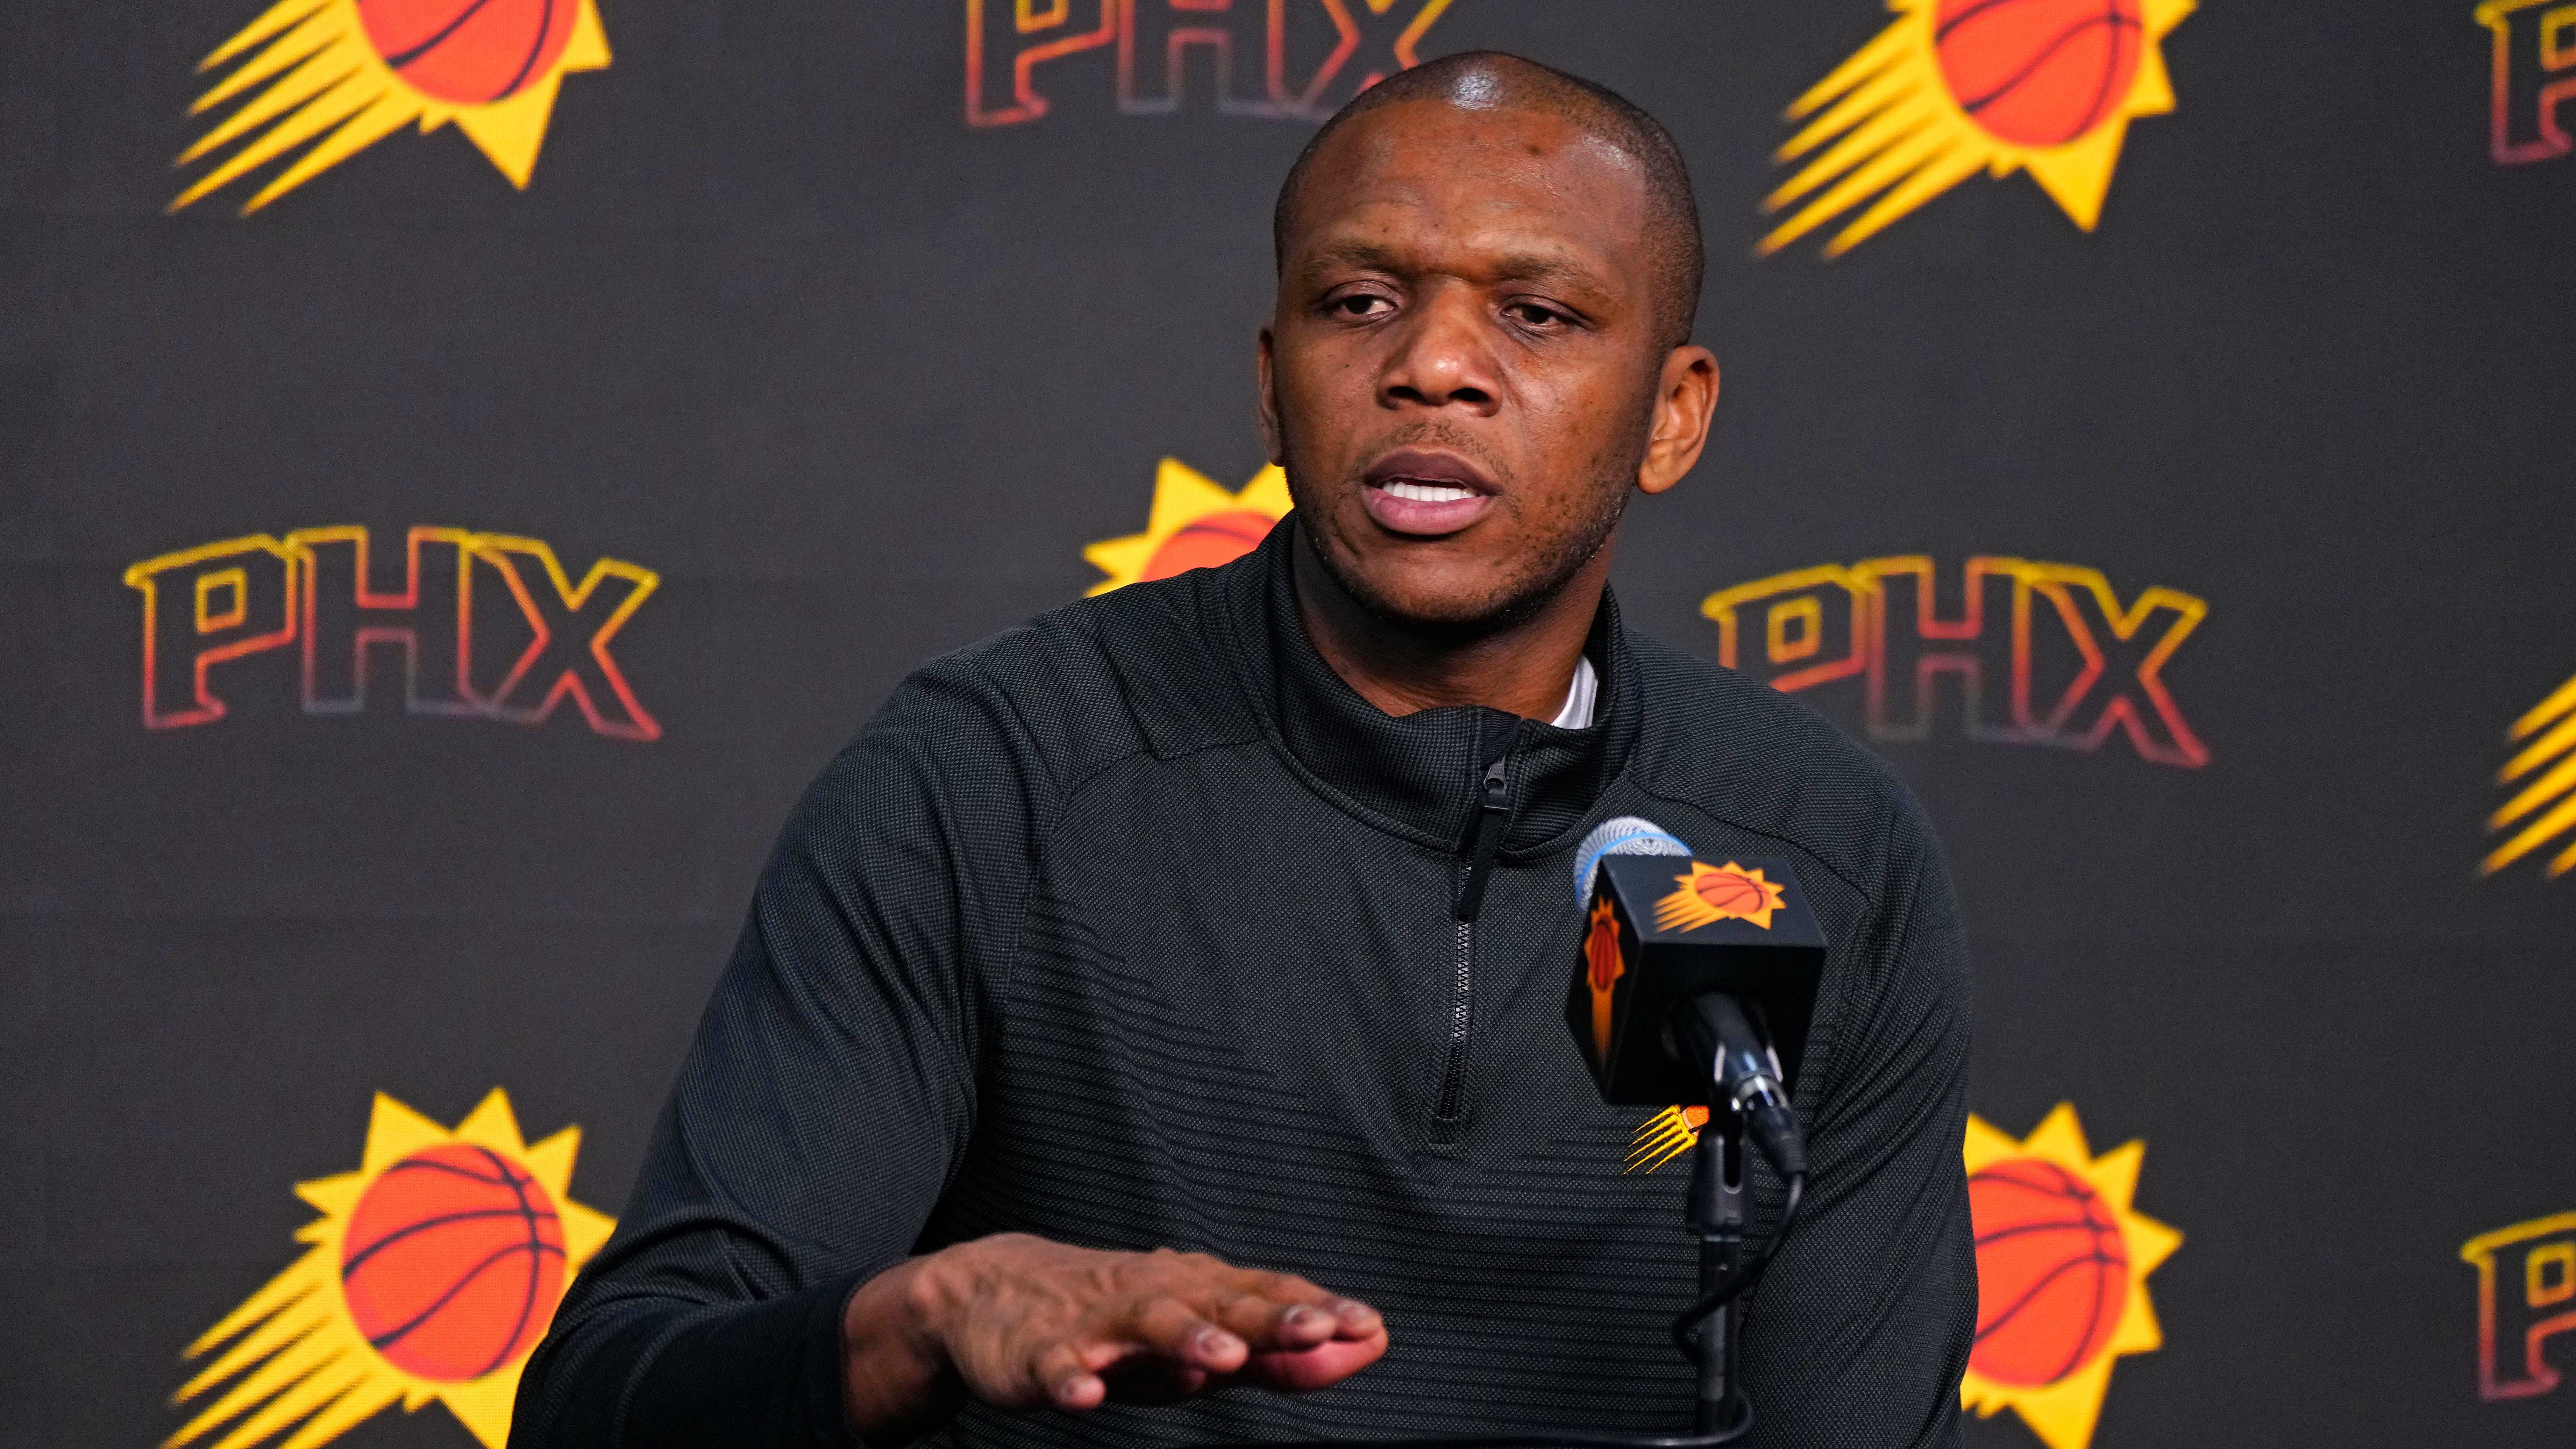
1738, 794, 1976, 1449
510, 656, 1053, 1449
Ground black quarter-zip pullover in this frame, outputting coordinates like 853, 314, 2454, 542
512, 519, 1974, 1449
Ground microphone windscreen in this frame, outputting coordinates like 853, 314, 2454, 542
1572, 815, 1689, 905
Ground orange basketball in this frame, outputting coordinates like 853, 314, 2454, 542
1141, 511, 1275, 582
1968, 1157, 2128, 1385
1695, 869, 1768, 916
1933, 0, 2145, 149
339, 1144, 567, 1382
357, 0, 583, 106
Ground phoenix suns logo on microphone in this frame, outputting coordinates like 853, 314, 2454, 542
1653, 861, 1790, 933
166, 1089, 613, 1449
1759, 0, 2192, 257
172, 0, 611, 214
1582, 896, 1625, 1061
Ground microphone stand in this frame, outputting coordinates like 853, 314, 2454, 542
1686, 1101, 1748, 1436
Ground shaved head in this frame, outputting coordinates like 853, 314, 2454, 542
1274, 51, 1705, 349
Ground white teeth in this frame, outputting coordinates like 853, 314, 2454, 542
1380, 480, 1477, 503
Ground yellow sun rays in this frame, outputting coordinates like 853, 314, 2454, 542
1626, 1104, 1711, 1174
171, 0, 610, 215
2481, 668, 2576, 878
1758, 0, 2193, 258
1082, 459, 1292, 596
1962, 1104, 2181, 1449
167, 1090, 613, 1449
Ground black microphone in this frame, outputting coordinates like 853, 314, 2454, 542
1565, 817, 1826, 1180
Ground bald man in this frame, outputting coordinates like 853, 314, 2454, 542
516, 52, 1973, 1449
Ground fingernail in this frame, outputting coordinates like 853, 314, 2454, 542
1335, 1299, 1377, 1324
1194, 1327, 1238, 1355
1284, 1304, 1322, 1330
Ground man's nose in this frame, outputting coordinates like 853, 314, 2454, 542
1377, 285, 1500, 414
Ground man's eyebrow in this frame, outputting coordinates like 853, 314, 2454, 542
1297, 239, 1615, 294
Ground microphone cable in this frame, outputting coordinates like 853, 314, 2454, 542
1670, 1171, 1805, 1361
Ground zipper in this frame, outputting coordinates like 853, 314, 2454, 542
1431, 753, 1512, 1142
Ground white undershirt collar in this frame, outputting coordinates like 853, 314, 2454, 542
1550, 655, 1598, 730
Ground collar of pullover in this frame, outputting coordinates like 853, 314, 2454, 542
1209, 516, 1641, 856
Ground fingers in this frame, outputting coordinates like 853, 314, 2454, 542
937, 1237, 1389, 1417
1129, 1295, 1247, 1374
1243, 1328, 1392, 1394
1204, 1271, 1383, 1351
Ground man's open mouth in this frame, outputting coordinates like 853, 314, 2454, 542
1360, 450, 1499, 537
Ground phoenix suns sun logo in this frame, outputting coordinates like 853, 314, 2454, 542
1653, 861, 1789, 933
172, 0, 610, 215
1582, 896, 1625, 1061
166, 1090, 613, 1449
1760, 0, 2192, 257
1084, 459, 1291, 594
1963, 1103, 2181, 1449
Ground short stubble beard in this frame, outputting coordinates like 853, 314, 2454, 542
1276, 405, 1650, 646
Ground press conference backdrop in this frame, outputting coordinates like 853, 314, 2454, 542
5, 1, 2571, 1445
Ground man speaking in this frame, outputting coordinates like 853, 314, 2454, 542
515, 51, 1973, 1449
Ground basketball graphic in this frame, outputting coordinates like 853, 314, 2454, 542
355, 0, 584, 105
1933, 0, 2146, 149
1759, 0, 2191, 257
172, 0, 611, 214
1968, 1157, 2129, 1385
1959, 1104, 2181, 1449
1653, 861, 1789, 933
168, 1090, 615, 1449
339, 1144, 569, 1382
1085, 459, 1294, 596
1140, 509, 1278, 582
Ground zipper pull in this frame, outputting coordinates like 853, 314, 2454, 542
1455, 757, 1512, 922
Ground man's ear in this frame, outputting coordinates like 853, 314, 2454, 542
1637, 345, 1719, 496
1256, 327, 1284, 466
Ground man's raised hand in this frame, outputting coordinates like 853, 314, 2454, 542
841, 1233, 1388, 1439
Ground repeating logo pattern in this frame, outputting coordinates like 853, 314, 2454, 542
166, 1090, 613, 1449
2480, 667, 2576, 879
124, 526, 661, 740
1962, 1104, 2180, 1449
2460, 1210, 2576, 1400
1759, 0, 2193, 257
1704, 556, 2209, 768
173, 0, 611, 214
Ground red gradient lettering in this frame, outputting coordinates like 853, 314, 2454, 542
124, 537, 299, 729
967, 0, 1450, 126
1704, 556, 2210, 768
2463, 1212, 2576, 1400
2478, 0, 2576, 165
471, 535, 663, 741
127, 526, 659, 741
288, 526, 479, 717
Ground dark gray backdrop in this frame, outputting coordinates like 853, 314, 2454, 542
4, 1, 2572, 1445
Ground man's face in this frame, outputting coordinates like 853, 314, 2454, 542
1262, 99, 1676, 633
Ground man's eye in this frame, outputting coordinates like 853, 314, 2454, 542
1333, 294, 1391, 318
1509, 302, 1566, 327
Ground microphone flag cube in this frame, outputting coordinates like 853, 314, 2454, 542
1567, 853, 1828, 1106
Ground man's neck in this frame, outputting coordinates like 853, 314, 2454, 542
1291, 526, 1605, 722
